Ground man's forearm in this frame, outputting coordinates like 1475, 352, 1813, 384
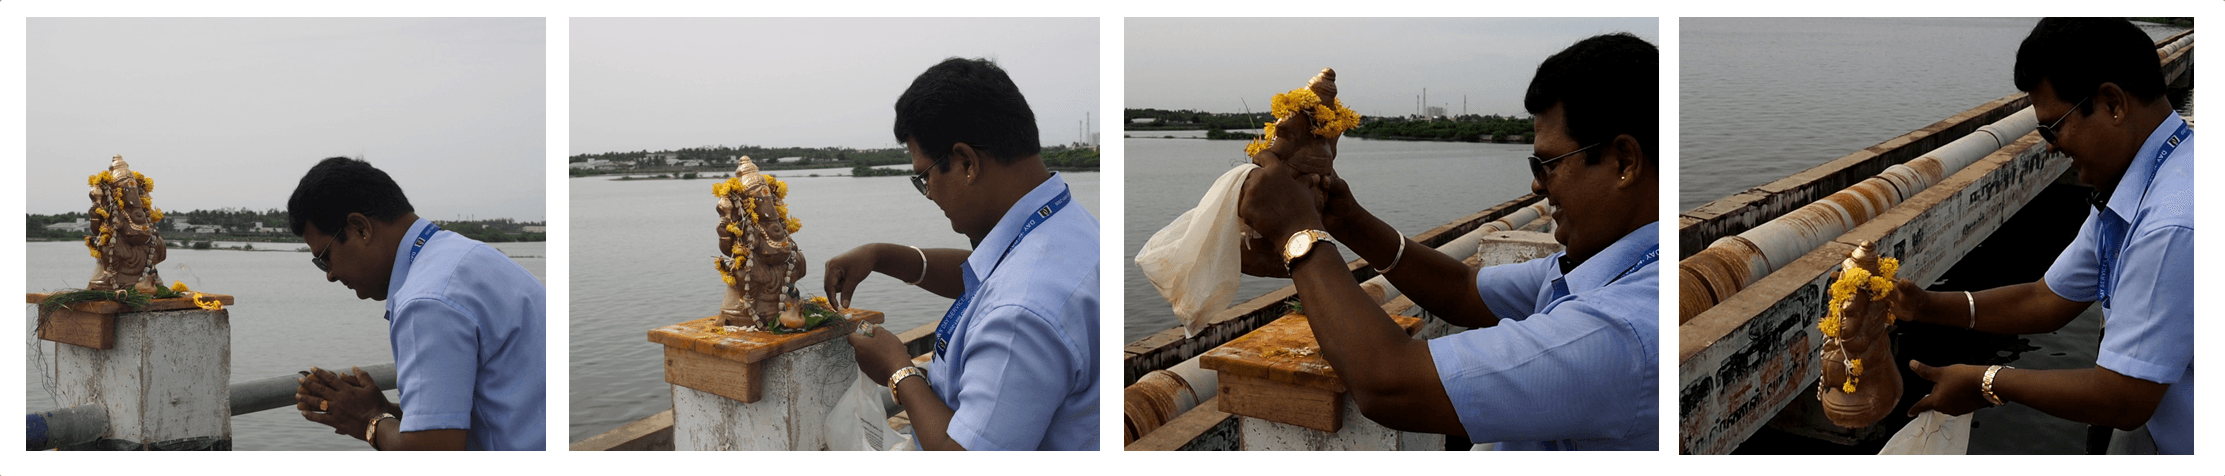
1913, 281, 2086, 334
372, 421, 466, 451
893, 378, 966, 450
1288, 244, 1464, 435
871, 244, 970, 299
1993, 366, 2167, 430
1324, 208, 1496, 328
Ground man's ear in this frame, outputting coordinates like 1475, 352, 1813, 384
345, 213, 374, 243
1611, 133, 1646, 189
2095, 82, 2129, 124
950, 142, 982, 184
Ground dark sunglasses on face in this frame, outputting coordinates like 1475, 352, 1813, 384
2037, 96, 2092, 145
1528, 142, 1606, 182
310, 233, 335, 273
910, 156, 950, 197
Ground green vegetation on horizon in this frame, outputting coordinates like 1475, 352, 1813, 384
27, 209, 546, 243
1127, 108, 1536, 143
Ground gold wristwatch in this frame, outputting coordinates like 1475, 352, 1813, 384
367, 413, 396, 449
1283, 230, 1334, 268
888, 366, 928, 403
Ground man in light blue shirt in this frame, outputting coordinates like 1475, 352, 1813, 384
1237, 33, 1659, 450
827, 57, 1099, 450
289, 157, 547, 451
1899, 18, 2192, 455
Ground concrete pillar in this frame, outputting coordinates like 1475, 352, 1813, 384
1237, 397, 1443, 450
670, 336, 857, 450
54, 308, 231, 450
649, 311, 880, 451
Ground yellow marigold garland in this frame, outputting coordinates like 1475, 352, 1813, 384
191, 293, 223, 311
135, 171, 152, 192
1244, 87, 1362, 158
712, 181, 733, 198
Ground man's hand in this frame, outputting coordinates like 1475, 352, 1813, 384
848, 325, 915, 386
1881, 277, 1939, 326
1907, 360, 1991, 416
296, 366, 393, 441
1238, 163, 1326, 277
823, 244, 885, 311
1304, 172, 1361, 234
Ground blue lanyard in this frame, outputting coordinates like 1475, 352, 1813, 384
1550, 247, 1658, 302
407, 223, 442, 264
932, 186, 1072, 355
2096, 120, 2190, 307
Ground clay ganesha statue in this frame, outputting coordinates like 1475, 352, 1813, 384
84, 155, 169, 294
1818, 240, 1903, 429
712, 156, 808, 330
1244, 68, 1362, 176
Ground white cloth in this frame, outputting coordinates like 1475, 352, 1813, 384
1136, 164, 1258, 337
1876, 410, 1972, 455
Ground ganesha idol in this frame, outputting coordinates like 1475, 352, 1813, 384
711, 156, 808, 330
1818, 240, 1904, 429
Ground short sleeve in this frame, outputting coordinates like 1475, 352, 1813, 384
1426, 287, 1651, 444
2043, 212, 2103, 302
943, 305, 1073, 451
1473, 256, 1554, 322
390, 297, 479, 432
2094, 225, 2194, 383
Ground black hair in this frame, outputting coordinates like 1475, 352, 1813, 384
1524, 32, 1658, 168
286, 156, 415, 241
2014, 18, 2166, 113
892, 57, 1040, 170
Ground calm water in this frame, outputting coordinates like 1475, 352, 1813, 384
1680, 18, 2190, 212
1123, 133, 1535, 344
567, 167, 1099, 443
1685, 18, 2189, 455
25, 240, 545, 451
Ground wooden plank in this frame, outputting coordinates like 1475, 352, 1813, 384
36, 307, 115, 350
646, 309, 884, 364
26, 293, 235, 314
663, 346, 762, 403
1217, 373, 1342, 433
569, 408, 675, 451
1199, 313, 1423, 392
1678, 134, 2061, 454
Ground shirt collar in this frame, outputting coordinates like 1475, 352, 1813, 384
962, 172, 1068, 281
1559, 221, 1659, 293
384, 217, 435, 316
2098, 113, 2188, 216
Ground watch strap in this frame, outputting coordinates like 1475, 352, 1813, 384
888, 366, 928, 404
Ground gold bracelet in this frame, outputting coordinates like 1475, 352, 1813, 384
888, 366, 928, 404
367, 413, 397, 449
1980, 365, 2011, 406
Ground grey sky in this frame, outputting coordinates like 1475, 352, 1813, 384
571, 18, 1099, 154
1128, 18, 1657, 118
27, 18, 546, 222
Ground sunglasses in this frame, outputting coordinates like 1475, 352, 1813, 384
2036, 96, 2091, 145
1527, 142, 1606, 182
910, 155, 950, 197
310, 230, 339, 273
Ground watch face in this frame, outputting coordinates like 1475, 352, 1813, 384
1285, 232, 1312, 260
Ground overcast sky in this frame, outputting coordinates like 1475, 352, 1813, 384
27, 18, 546, 221
1128, 18, 1657, 118
571, 18, 1099, 155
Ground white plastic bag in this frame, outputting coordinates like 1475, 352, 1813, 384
1877, 410, 1973, 455
1136, 164, 1258, 338
823, 370, 914, 451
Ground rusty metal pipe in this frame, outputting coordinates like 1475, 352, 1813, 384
1122, 357, 1215, 444
1678, 108, 2036, 322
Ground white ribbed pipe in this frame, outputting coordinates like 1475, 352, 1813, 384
1726, 108, 2033, 274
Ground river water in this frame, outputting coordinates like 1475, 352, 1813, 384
1123, 132, 1535, 344
567, 166, 1099, 443
1681, 17, 2190, 212
24, 240, 545, 451
1683, 18, 2190, 454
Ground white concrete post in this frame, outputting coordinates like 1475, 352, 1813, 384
54, 308, 231, 450
671, 337, 858, 451
1236, 397, 1443, 450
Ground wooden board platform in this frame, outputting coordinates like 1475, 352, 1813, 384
647, 309, 883, 403
1198, 313, 1421, 432
27, 292, 236, 350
